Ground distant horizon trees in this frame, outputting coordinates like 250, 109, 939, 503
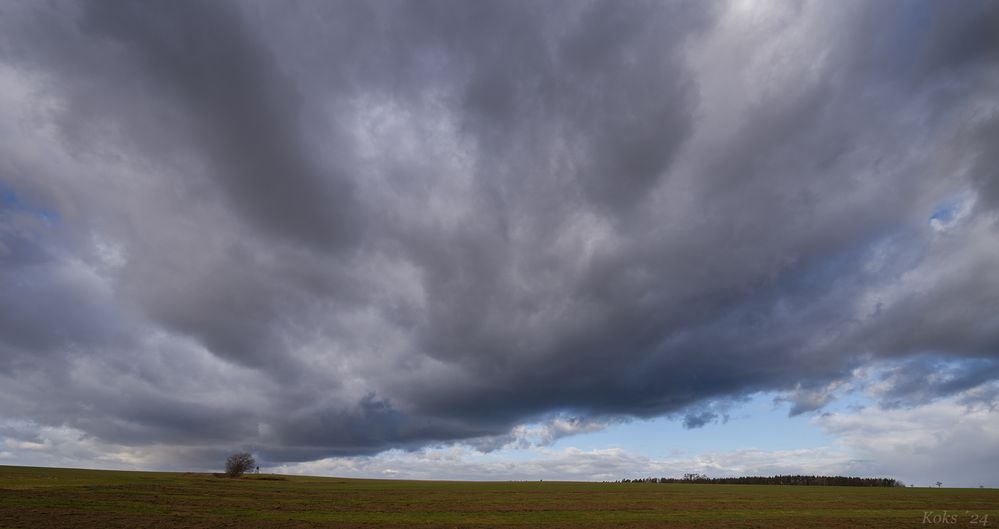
619, 474, 903, 487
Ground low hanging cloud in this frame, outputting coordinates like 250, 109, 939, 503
270, 445, 859, 483
0, 0, 998, 469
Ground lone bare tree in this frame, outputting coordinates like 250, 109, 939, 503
225, 452, 256, 478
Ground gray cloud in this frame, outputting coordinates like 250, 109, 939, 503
79, 0, 360, 250
0, 0, 998, 468
870, 356, 999, 409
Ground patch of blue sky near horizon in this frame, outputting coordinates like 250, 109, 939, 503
545, 392, 845, 459
456, 392, 857, 474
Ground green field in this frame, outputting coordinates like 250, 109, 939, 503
0, 465, 995, 528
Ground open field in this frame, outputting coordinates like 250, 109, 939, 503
1, 465, 996, 528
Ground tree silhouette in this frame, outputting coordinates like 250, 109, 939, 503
225, 452, 256, 478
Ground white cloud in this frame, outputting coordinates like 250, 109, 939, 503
271, 443, 858, 483
814, 392, 999, 488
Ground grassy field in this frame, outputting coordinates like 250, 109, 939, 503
0, 465, 996, 528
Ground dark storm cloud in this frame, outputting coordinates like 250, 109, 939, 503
872, 356, 999, 409
1, 0, 998, 467
79, 0, 359, 250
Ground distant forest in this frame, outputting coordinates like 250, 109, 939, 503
619, 474, 902, 487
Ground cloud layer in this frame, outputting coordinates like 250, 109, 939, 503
1, 0, 997, 471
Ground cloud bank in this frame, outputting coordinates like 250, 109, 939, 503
1, 0, 997, 474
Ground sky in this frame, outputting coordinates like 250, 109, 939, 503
0, 0, 997, 488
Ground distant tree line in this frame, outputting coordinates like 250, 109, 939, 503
618, 474, 902, 487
